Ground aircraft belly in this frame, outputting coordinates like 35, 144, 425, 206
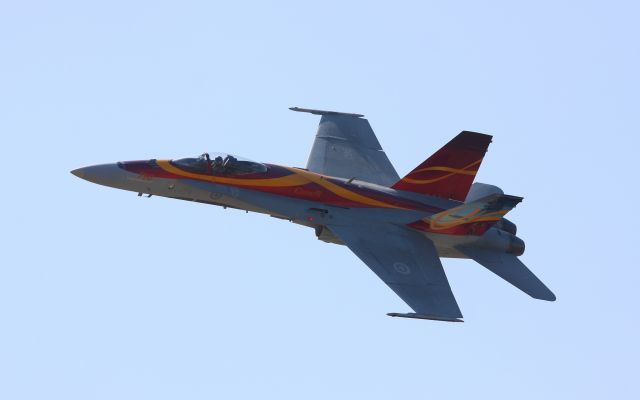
127, 177, 268, 214
421, 232, 477, 259
174, 180, 272, 214
127, 175, 481, 256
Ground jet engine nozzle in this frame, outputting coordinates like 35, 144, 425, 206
508, 235, 525, 256
475, 228, 525, 256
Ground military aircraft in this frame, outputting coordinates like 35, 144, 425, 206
71, 107, 555, 322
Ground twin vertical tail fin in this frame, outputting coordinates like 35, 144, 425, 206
392, 131, 492, 201
394, 131, 556, 303
427, 193, 522, 236
408, 193, 522, 236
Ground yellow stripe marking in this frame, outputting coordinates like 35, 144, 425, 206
428, 207, 510, 230
157, 160, 309, 187
157, 161, 407, 209
401, 160, 481, 185
286, 167, 408, 209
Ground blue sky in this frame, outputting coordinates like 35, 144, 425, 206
1, 1, 638, 399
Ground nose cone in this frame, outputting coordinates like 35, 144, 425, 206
70, 163, 129, 189
70, 168, 85, 179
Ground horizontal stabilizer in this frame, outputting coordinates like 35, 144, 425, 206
458, 247, 556, 301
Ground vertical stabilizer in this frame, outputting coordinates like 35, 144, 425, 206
392, 131, 492, 201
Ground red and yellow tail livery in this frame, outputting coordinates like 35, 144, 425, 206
392, 131, 492, 201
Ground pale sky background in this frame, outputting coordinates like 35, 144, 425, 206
1, 1, 639, 399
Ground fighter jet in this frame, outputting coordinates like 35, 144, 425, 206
71, 107, 555, 322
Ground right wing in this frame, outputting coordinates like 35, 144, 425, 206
291, 107, 400, 186
327, 222, 463, 321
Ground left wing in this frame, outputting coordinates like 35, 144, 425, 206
327, 223, 463, 321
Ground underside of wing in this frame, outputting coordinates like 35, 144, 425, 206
291, 107, 400, 186
327, 223, 463, 321
458, 246, 556, 301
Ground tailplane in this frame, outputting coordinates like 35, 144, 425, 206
392, 131, 492, 201
458, 247, 556, 301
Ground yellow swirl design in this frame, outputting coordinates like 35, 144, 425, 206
285, 167, 408, 210
157, 160, 309, 187
401, 160, 481, 185
429, 208, 508, 230
156, 160, 407, 209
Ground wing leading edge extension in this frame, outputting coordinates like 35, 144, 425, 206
291, 107, 400, 186
327, 223, 463, 322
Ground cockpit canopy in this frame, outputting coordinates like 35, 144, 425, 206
171, 153, 268, 176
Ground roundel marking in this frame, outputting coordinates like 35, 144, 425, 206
393, 262, 411, 275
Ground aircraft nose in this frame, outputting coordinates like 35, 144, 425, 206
70, 163, 128, 189
70, 168, 85, 179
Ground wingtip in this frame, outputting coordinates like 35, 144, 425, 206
387, 313, 464, 323
289, 106, 364, 118
529, 285, 556, 302
539, 291, 557, 302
